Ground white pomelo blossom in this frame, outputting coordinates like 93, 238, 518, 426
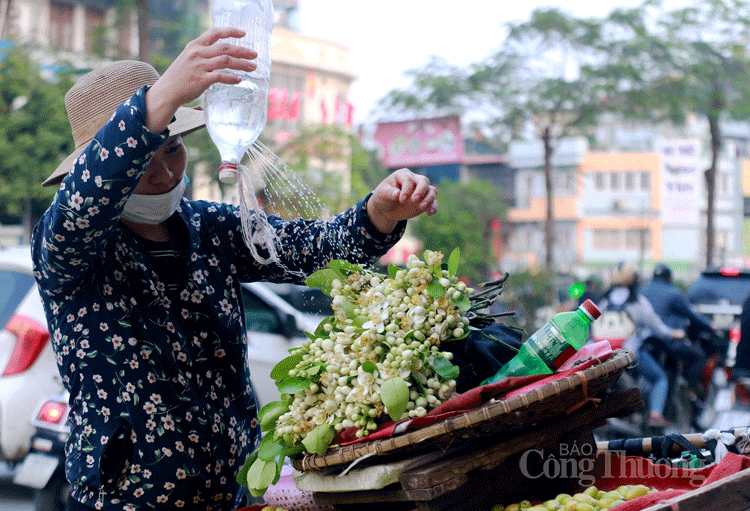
273, 250, 473, 443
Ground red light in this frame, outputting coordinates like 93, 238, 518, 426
2, 314, 51, 376
38, 401, 67, 424
731, 328, 742, 344
721, 267, 741, 277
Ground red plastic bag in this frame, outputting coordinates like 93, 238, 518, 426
335, 341, 614, 445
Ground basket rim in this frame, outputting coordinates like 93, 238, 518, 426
293, 348, 635, 471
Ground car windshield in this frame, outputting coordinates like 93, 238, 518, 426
0, 268, 35, 327
261, 283, 333, 316
688, 273, 750, 305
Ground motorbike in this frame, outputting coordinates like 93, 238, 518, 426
594, 328, 726, 441
12, 390, 71, 511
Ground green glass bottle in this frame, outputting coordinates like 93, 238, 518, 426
482, 299, 601, 385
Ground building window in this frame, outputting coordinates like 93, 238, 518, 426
593, 228, 650, 251
625, 172, 635, 191
718, 172, 731, 197
625, 228, 650, 250
593, 229, 616, 249
50, 2, 74, 51
640, 171, 650, 192
610, 172, 620, 191
594, 173, 604, 191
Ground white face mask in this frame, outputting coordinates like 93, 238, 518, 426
120, 177, 187, 225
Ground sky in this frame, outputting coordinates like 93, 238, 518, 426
299, 0, 648, 124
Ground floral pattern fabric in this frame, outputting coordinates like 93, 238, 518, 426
31, 86, 404, 510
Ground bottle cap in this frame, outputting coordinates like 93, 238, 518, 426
219, 164, 238, 185
580, 299, 601, 320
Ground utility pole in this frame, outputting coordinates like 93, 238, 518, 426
0, 0, 11, 39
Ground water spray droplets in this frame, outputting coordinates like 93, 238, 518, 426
235, 141, 368, 275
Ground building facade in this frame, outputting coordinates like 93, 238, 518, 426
502, 137, 587, 274
1, 0, 138, 72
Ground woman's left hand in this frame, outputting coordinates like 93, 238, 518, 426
366, 168, 438, 234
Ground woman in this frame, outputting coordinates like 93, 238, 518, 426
32, 27, 437, 510
598, 263, 685, 428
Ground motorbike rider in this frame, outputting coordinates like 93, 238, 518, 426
737, 289, 750, 377
598, 262, 685, 427
641, 263, 716, 400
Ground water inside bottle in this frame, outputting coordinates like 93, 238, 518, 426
204, 78, 268, 166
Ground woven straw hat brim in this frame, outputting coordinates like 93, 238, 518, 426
43, 60, 206, 187
43, 106, 205, 187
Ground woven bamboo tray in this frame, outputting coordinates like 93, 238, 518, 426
292, 348, 635, 472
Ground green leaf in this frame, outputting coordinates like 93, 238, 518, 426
329, 259, 365, 278
448, 248, 460, 277
257, 434, 286, 460
381, 377, 410, 422
341, 298, 357, 318
427, 279, 446, 298
362, 360, 377, 373
270, 354, 304, 381
272, 455, 285, 485
305, 268, 339, 296
283, 443, 306, 457
236, 453, 257, 486
388, 264, 400, 279
258, 401, 289, 432
249, 486, 267, 498
301, 423, 336, 455
306, 364, 323, 376
277, 377, 310, 394
432, 355, 460, 380
451, 294, 471, 312
246, 457, 277, 491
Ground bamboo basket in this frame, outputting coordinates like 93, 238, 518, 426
292, 348, 635, 472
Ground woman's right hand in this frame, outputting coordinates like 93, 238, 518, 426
145, 27, 258, 133
671, 329, 686, 340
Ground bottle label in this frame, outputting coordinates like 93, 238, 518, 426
525, 323, 576, 371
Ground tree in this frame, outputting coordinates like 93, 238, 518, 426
412, 179, 507, 285
376, 10, 611, 274
602, 0, 750, 268
274, 125, 388, 218
474, 9, 609, 272
0, 49, 74, 240
135, 0, 150, 62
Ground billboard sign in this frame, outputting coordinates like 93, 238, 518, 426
374, 116, 464, 169
659, 138, 701, 226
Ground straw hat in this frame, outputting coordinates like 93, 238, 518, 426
43, 60, 205, 187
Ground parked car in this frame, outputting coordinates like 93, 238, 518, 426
0, 244, 325, 477
241, 281, 326, 408
0, 246, 63, 467
687, 266, 750, 367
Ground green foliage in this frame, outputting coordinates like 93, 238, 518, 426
500, 269, 556, 333
275, 125, 388, 216
413, 179, 506, 285
0, 48, 75, 225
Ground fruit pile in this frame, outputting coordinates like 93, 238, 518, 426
492, 484, 658, 510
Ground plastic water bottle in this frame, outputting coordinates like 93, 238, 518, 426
481, 299, 602, 385
204, 0, 275, 184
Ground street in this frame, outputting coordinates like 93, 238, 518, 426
0, 480, 34, 511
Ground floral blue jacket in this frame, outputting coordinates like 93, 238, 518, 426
31, 86, 404, 510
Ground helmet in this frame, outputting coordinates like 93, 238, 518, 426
610, 262, 637, 287
653, 263, 672, 283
